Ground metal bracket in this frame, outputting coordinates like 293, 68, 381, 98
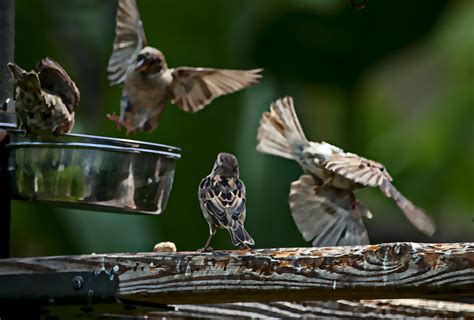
0, 270, 118, 305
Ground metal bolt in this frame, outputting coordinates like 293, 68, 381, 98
72, 275, 84, 290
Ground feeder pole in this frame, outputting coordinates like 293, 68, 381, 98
0, 0, 14, 105
0, 0, 15, 259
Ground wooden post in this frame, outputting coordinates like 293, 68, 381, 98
0, 243, 473, 303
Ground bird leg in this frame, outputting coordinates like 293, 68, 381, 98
199, 226, 216, 252
313, 174, 334, 194
321, 173, 334, 188
240, 244, 251, 250
106, 112, 122, 129
107, 113, 136, 134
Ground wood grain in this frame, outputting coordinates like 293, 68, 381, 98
162, 299, 474, 319
1, 242, 473, 304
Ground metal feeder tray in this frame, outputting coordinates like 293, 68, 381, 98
2, 130, 180, 215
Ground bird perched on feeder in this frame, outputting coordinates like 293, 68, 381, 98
107, 0, 262, 134
8, 58, 80, 135
198, 152, 254, 251
257, 96, 436, 246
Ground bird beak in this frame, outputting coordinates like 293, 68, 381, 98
135, 59, 148, 71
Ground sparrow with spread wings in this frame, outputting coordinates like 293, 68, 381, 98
198, 153, 254, 251
107, 0, 263, 134
257, 97, 436, 246
8, 58, 80, 135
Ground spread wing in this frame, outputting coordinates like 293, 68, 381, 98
324, 153, 393, 188
289, 175, 371, 247
36, 58, 80, 113
324, 154, 436, 236
107, 0, 147, 85
199, 175, 246, 228
169, 67, 262, 112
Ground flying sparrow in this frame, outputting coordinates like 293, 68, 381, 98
257, 96, 436, 246
107, 0, 263, 134
8, 58, 80, 135
198, 152, 254, 251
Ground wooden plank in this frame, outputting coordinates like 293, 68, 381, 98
162, 299, 474, 319
0, 243, 473, 304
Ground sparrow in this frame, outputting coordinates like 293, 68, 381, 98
257, 96, 436, 246
198, 152, 254, 251
107, 0, 262, 134
8, 58, 80, 135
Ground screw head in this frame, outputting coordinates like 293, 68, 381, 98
72, 275, 84, 290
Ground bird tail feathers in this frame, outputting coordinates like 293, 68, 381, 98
380, 181, 436, 236
229, 222, 255, 247
257, 96, 308, 160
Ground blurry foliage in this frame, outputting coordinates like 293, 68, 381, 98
9, 0, 473, 257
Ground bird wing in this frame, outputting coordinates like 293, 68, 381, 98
289, 175, 370, 247
324, 153, 393, 188
230, 178, 246, 222
199, 175, 246, 228
36, 58, 80, 113
324, 154, 436, 236
107, 0, 147, 85
168, 67, 262, 112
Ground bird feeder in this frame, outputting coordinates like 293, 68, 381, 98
0, 0, 181, 259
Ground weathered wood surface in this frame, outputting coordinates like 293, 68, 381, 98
161, 299, 474, 319
0, 242, 473, 304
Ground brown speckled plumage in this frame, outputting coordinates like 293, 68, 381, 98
257, 97, 436, 246
198, 153, 254, 250
8, 58, 79, 135
107, 0, 262, 134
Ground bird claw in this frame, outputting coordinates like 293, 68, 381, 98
107, 113, 135, 135
106, 112, 122, 129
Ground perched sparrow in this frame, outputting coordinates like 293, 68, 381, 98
198, 152, 254, 251
257, 97, 436, 246
107, 0, 262, 134
8, 58, 80, 135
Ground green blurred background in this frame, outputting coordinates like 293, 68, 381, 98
10, 0, 473, 257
